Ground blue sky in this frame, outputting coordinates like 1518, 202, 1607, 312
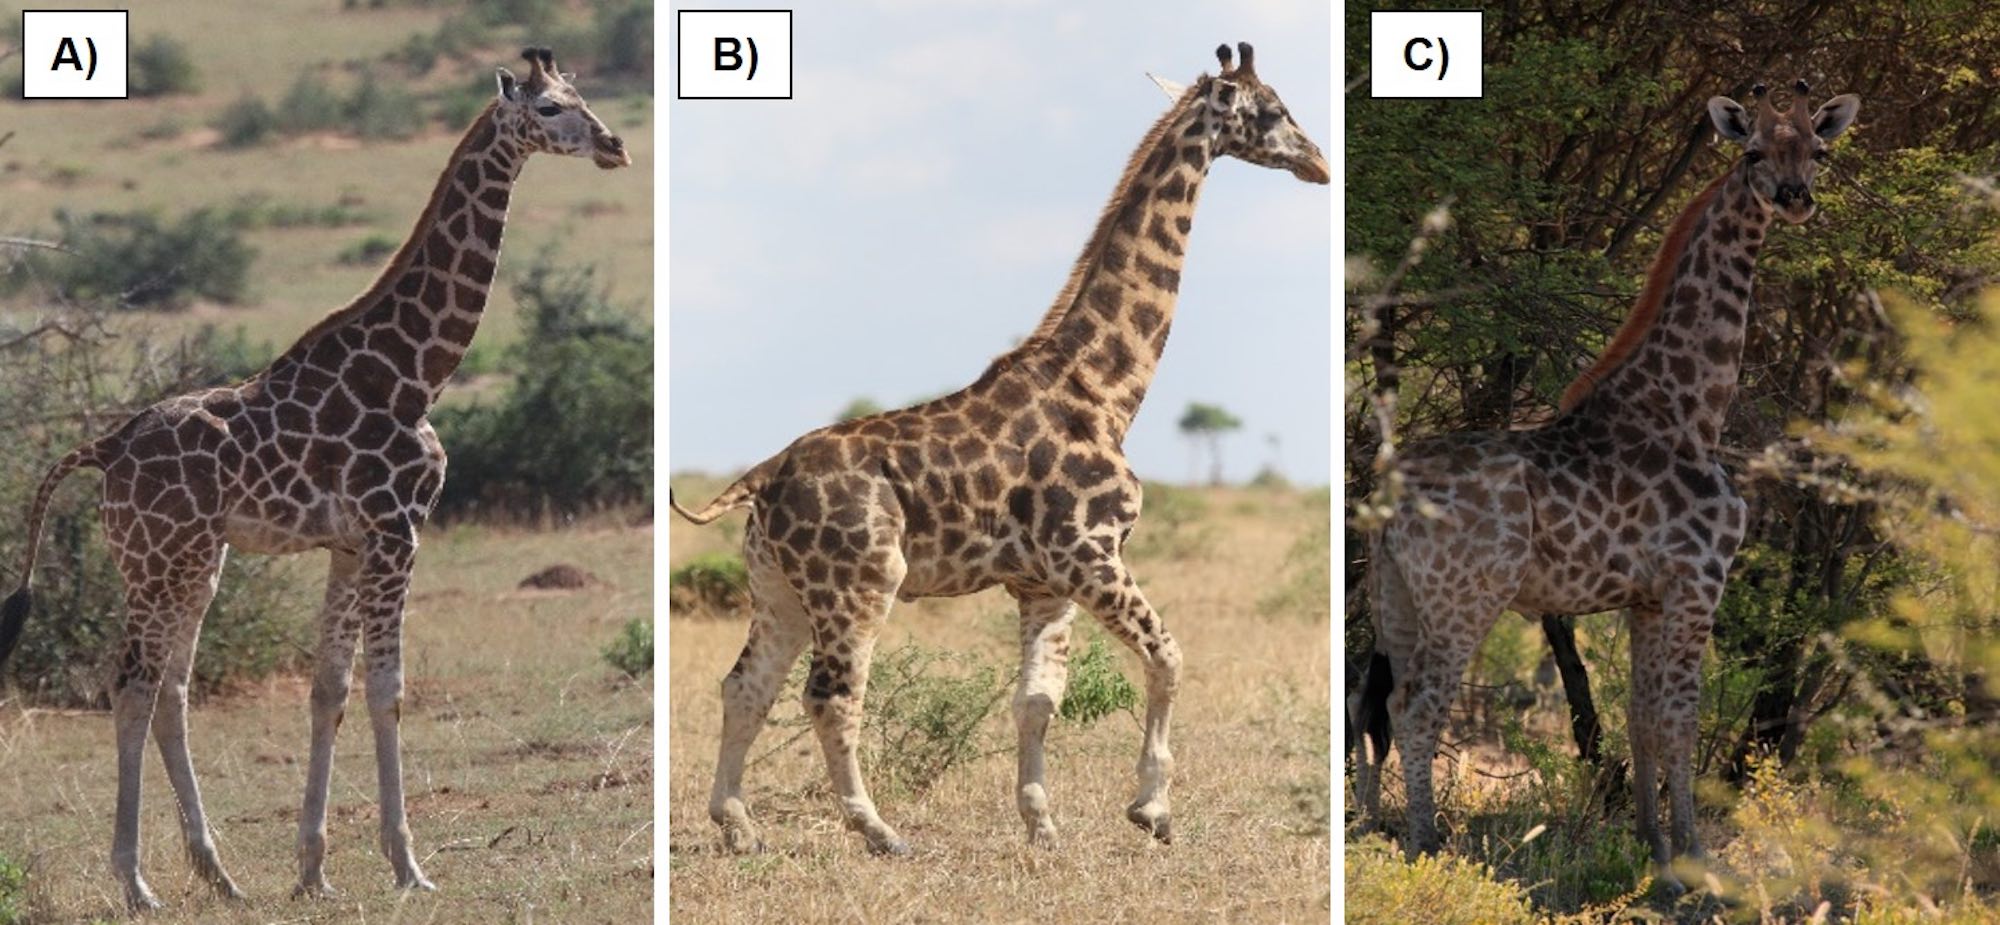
667, 1, 1331, 485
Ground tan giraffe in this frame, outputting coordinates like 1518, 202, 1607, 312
672, 42, 1327, 855
0, 48, 628, 910
1352, 82, 1859, 887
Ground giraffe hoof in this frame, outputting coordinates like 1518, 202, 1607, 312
214, 878, 247, 901
292, 879, 338, 900
867, 837, 911, 857
397, 872, 438, 892
125, 886, 164, 912
1125, 804, 1173, 844
720, 827, 764, 855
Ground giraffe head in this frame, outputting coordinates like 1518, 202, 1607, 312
1707, 80, 1859, 224
495, 47, 630, 170
1169, 42, 1328, 185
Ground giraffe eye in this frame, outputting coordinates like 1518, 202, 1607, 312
1255, 109, 1281, 130
536, 104, 562, 117
1745, 150, 1765, 164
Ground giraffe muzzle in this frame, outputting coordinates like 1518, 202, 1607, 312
593, 134, 631, 169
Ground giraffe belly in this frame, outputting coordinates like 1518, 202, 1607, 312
1510, 557, 1656, 617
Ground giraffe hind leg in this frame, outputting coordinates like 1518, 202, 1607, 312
799, 580, 905, 855
150, 544, 244, 900
709, 561, 811, 854
107, 536, 231, 910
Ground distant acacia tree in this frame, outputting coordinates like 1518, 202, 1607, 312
835, 397, 883, 423
1177, 402, 1242, 486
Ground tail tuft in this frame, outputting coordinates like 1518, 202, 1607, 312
0, 587, 30, 671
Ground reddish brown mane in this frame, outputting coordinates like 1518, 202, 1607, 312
1557, 169, 1732, 412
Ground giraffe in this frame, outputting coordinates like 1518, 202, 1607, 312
671, 43, 1327, 855
0, 48, 628, 910
1352, 82, 1859, 886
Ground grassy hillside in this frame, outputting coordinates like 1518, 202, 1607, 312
665, 481, 1331, 922
0, 0, 653, 357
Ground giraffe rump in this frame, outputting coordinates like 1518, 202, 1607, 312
1, 436, 107, 670
669, 453, 783, 525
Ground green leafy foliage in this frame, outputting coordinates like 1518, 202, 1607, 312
129, 35, 199, 97
668, 553, 750, 614
601, 618, 652, 676
1057, 634, 1137, 725
432, 253, 652, 519
863, 643, 1008, 795
5, 209, 255, 310
213, 94, 278, 148
0, 852, 23, 925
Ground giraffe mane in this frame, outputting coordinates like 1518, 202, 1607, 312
1556, 168, 1732, 412
276, 100, 503, 362
981, 79, 1207, 377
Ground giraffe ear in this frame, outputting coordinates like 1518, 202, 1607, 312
1707, 96, 1751, 143
496, 67, 520, 102
1205, 78, 1240, 113
1811, 93, 1860, 140
1147, 73, 1186, 100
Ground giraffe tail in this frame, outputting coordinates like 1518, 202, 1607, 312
668, 456, 780, 526
2, 438, 107, 671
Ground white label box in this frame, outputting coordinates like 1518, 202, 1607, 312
678, 9, 792, 100
1370, 10, 1482, 99
21, 9, 129, 99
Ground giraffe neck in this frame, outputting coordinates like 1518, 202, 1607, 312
271, 103, 523, 414
1570, 167, 1771, 448
983, 89, 1215, 445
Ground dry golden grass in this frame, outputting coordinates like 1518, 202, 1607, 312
666, 482, 1331, 923
0, 521, 653, 923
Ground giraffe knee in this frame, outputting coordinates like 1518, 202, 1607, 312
1013, 690, 1058, 731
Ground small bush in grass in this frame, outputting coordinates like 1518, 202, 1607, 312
14, 209, 255, 310
129, 35, 199, 97
602, 618, 652, 677
277, 71, 345, 134
338, 233, 400, 266
346, 74, 421, 140
669, 553, 749, 613
0, 852, 24, 925
593, 0, 654, 76
864, 644, 1008, 795
213, 95, 277, 148
1345, 837, 1537, 925
1059, 633, 1138, 725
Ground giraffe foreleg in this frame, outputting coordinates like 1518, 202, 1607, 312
150, 545, 242, 900
1079, 572, 1179, 845
802, 586, 905, 855
1011, 594, 1077, 846
356, 529, 433, 891
296, 549, 362, 899
709, 577, 811, 854
1626, 606, 1673, 878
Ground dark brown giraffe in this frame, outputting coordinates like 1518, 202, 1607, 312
673, 43, 1328, 855
0, 49, 627, 910
1353, 82, 1859, 889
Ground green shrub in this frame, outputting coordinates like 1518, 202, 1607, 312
338, 233, 400, 266
13, 209, 255, 310
277, 71, 345, 134
602, 618, 652, 677
0, 851, 23, 925
1058, 634, 1137, 725
1345, 837, 1537, 925
346, 74, 421, 140
431, 253, 651, 519
213, 94, 276, 148
863, 644, 1008, 795
668, 553, 749, 613
129, 35, 199, 97
593, 0, 654, 76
